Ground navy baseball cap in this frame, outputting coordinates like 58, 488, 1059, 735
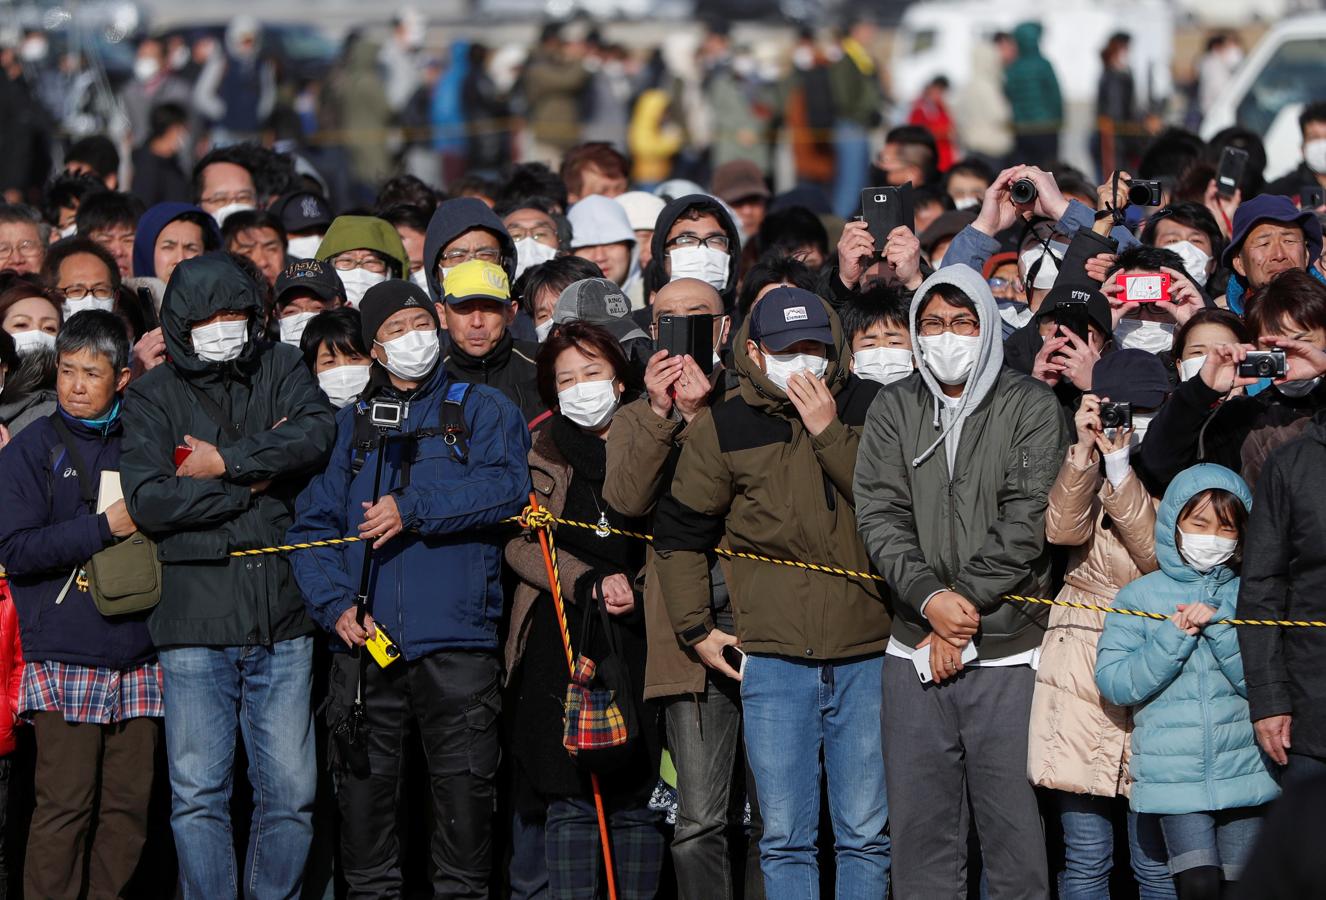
751, 287, 834, 351
1221, 193, 1323, 274
270, 191, 333, 234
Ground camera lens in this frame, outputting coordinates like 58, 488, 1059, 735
1010, 178, 1038, 206
1127, 183, 1153, 206
386, 645, 399, 658
1256, 356, 1273, 376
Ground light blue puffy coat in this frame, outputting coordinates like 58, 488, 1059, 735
1095, 464, 1280, 815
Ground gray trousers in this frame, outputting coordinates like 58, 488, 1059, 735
880, 655, 1049, 899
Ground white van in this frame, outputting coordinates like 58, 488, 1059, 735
1200, 14, 1326, 182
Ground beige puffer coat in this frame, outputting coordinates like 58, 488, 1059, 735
1027, 444, 1159, 797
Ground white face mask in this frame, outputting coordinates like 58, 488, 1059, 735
953, 196, 981, 212
211, 202, 255, 228
63, 297, 115, 319
191, 319, 249, 363
1277, 375, 1321, 398
278, 310, 318, 346
338, 268, 388, 309
558, 378, 620, 430
317, 364, 372, 408
375, 328, 440, 381
998, 300, 1034, 331
1178, 354, 1207, 382
917, 332, 981, 386
853, 346, 913, 386
286, 234, 324, 260
669, 246, 730, 292
10, 329, 56, 355
762, 351, 827, 392
1178, 530, 1237, 573
410, 268, 430, 292
514, 237, 558, 280
1305, 139, 1326, 176
1115, 318, 1175, 355
1165, 240, 1212, 284
58, 223, 77, 239
1131, 411, 1156, 448
535, 317, 555, 343
133, 56, 161, 82
1020, 242, 1066, 291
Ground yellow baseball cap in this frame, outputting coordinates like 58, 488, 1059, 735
442, 259, 511, 305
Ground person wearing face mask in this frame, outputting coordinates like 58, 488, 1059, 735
1172, 309, 1250, 385
1139, 203, 1226, 298
552, 276, 654, 371
1030, 350, 1177, 900
0, 281, 61, 437
518, 255, 605, 347
1140, 270, 1326, 491
439, 259, 544, 423
567, 194, 643, 308
1103, 245, 1213, 360
603, 275, 763, 900
1097, 466, 1277, 900
499, 195, 567, 282
1265, 102, 1326, 200
642, 194, 743, 313
1021, 284, 1116, 413
654, 287, 891, 898
287, 279, 531, 899
504, 321, 668, 899
268, 191, 333, 262
118, 36, 192, 147
840, 284, 915, 387
298, 308, 372, 409
42, 237, 122, 322
274, 259, 346, 348
855, 265, 1067, 898
118, 253, 336, 900
314, 215, 409, 310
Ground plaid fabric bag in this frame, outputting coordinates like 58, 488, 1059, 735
561, 583, 638, 770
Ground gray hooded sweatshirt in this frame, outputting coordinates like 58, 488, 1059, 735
854, 265, 1069, 657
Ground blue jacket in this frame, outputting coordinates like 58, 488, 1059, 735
287, 361, 532, 660
1096, 464, 1279, 815
0, 408, 156, 669
941, 199, 1141, 275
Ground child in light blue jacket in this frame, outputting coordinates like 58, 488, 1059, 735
1096, 464, 1279, 900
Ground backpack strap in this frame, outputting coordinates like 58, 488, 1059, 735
48, 414, 98, 513
349, 401, 376, 477
440, 381, 472, 465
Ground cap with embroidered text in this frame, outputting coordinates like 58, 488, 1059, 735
750, 286, 833, 351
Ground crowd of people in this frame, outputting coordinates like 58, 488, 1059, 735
1, 10, 1326, 900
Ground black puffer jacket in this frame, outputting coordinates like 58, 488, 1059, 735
1238, 410, 1326, 759
642, 194, 742, 310
121, 254, 336, 648
444, 331, 544, 425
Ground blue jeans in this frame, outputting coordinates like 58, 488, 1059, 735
159, 637, 316, 900
832, 121, 872, 220
1159, 807, 1266, 881
741, 654, 889, 900
1058, 793, 1175, 899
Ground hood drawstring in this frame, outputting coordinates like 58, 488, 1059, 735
911, 392, 972, 469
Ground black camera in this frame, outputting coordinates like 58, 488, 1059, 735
369, 399, 405, 431
1010, 178, 1038, 206
1238, 349, 1287, 379
1099, 401, 1133, 430
1127, 180, 1163, 207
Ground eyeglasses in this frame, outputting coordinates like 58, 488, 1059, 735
331, 253, 389, 274
0, 240, 42, 259
987, 276, 1023, 292
667, 233, 730, 252
507, 226, 557, 244
200, 190, 256, 208
59, 284, 114, 300
440, 247, 502, 266
918, 315, 980, 337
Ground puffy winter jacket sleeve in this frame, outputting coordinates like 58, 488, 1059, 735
1137, 374, 1226, 487
953, 385, 1070, 612
0, 431, 115, 575
1046, 444, 1101, 547
391, 388, 533, 537
654, 411, 734, 644
603, 398, 683, 518
855, 392, 949, 615
286, 409, 359, 633
1204, 590, 1247, 699
1096, 582, 1198, 706
1237, 457, 1294, 721
810, 416, 863, 504
504, 460, 592, 606
1099, 467, 1159, 575
940, 225, 1002, 273
213, 350, 336, 484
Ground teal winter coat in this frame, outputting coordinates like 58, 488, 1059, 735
1095, 464, 1279, 815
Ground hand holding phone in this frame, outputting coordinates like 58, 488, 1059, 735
1116, 272, 1172, 303
860, 184, 915, 249
721, 644, 747, 679
1216, 146, 1249, 198
174, 443, 194, 468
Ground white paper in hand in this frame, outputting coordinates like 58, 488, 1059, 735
96, 470, 123, 514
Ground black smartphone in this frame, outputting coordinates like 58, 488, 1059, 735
1302, 186, 1326, 211
1054, 300, 1091, 345
656, 313, 715, 376
1055, 229, 1119, 289
860, 184, 915, 248
1216, 146, 1249, 198
721, 644, 747, 676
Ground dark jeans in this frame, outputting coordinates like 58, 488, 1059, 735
333, 649, 501, 899
0, 755, 10, 900
664, 675, 764, 900
24, 713, 159, 900
545, 797, 664, 900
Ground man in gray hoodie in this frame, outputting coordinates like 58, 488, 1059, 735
854, 264, 1066, 896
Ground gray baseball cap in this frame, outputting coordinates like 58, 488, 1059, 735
553, 278, 650, 343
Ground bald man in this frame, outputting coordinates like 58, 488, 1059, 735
603, 275, 758, 900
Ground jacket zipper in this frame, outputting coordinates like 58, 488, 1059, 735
1196, 584, 1214, 809
946, 478, 958, 588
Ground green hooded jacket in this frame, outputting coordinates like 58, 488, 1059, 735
1004, 23, 1063, 129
